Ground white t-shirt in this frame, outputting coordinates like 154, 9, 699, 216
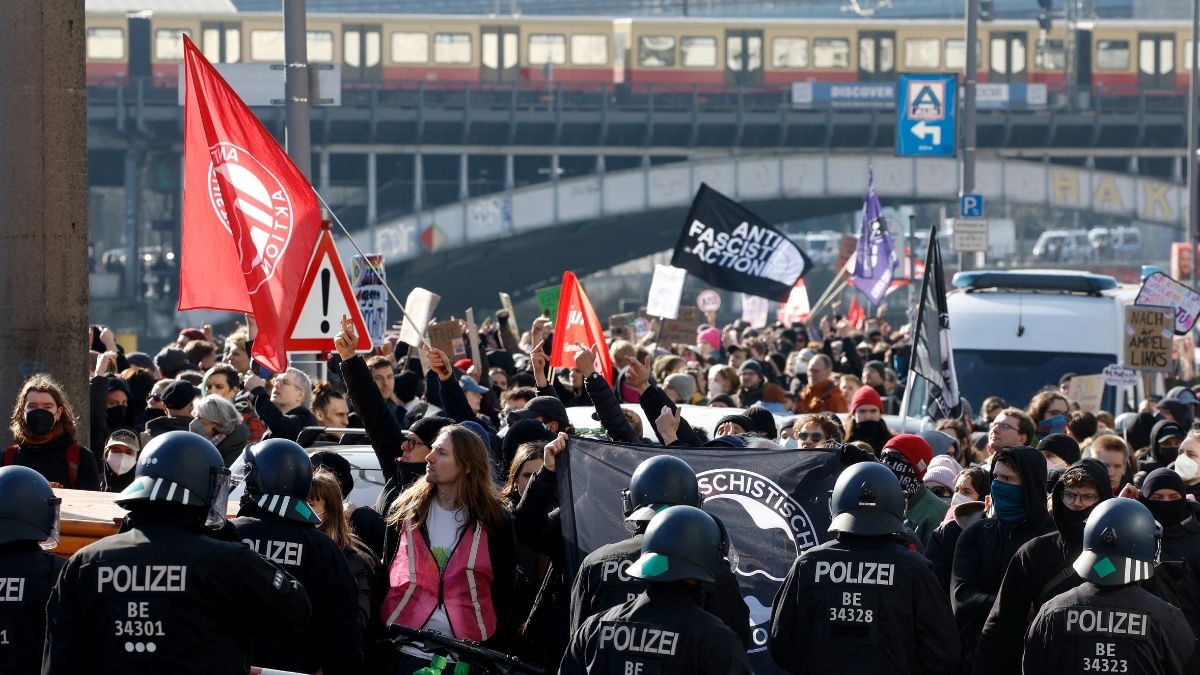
400, 500, 466, 659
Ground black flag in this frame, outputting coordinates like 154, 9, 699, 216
557, 437, 845, 674
671, 184, 812, 300
908, 224, 961, 419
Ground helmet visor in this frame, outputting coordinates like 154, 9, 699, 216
206, 467, 233, 530
40, 497, 62, 551
230, 447, 253, 486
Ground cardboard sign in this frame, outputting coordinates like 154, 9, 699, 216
351, 254, 388, 347
1124, 305, 1173, 372
646, 265, 687, 319
1102, 364, 1138, 387
398, 287, 440, 349
777, 280, 810, 326
1065, 374, 1106, 412
498, 292, 520, 337
609, 313, 636, 343
427, 320, 467, 359
658, 306, 701, 349
536, 285, 562, 322
741, 294, 770, 328
1135, 271, 1200, 335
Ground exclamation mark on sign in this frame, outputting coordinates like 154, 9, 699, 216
319, 268, 331, 333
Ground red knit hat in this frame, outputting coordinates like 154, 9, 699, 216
453, 358, 474, 371
850, 386, 884, 414
882, 434, 933, 479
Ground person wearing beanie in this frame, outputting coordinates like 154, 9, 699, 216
1137, 467, 1200, 637
715, 414, 756, 437
879, 434, 945, 546
1157, 396, 1196, 431
736, 360, 766, 407
663, 373, 697, 405
707, 394, 735, 408
845, 386, 894, 454
1037, 432, 1081, 468
743, 406, 777, 440
950, 445, 1053, 666
920, 430, 958, 459
1134, 419, 1186, 484
696, 327, 723, 361
501, 419, 557, 476
923, 465, 957, 501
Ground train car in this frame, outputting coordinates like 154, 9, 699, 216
1089, 20, 1189, 96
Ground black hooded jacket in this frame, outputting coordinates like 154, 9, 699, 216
1133, 418, 1184, 484
952, 446, 1054, 662
971, 458, 1112, 675
1146, 499, 1200, 639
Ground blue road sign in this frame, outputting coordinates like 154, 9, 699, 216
961, 193, 983, 217
896, 74, 957, 158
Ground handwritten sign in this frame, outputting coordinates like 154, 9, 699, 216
428, 320, 467, 359
609, 313, 636, 343
1102, 364, 1138, 387
1065, 374, 1106, 412
352, 254, 387, 347
1124, 305, 1173, 372
1135, 272, 1200, 335
659, 306, 701, 349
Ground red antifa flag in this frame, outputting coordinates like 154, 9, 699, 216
177, 35, 321, 373
550, 272, 614, 384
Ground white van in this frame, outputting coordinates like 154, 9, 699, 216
1032, 229, 1090, 263
903, 270, 1142, 418
1111, 226, 1142, 257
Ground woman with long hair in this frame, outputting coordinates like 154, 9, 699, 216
309, 469, 375, 634
381, 425, 514, 674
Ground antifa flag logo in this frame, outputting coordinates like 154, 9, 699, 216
671, 184, 812, 301
207, 142, 296, 294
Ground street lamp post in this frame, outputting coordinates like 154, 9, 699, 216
1189, 0, 1199, 289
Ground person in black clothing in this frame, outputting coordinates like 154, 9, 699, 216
243, 367, 319, 442
769, 461, 960, 674
568, 454, 751, 648
231, 438, 363, 675
924, 465, 989, 593
1024, 498, 1198, 674
143, 380, 199, 440
43, 431, 312, 674
972, 457, 1113, 675
4, 373, 100, 490
561, 505, 751, 675
1133, 419, 1185, 485
951, 445, 1053, 669
1138, 468, 1200, 638
0, 466, 65, 674
311, 449, 386, 560
100, 428, 141, 493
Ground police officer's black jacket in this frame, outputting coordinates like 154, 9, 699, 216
0, 541, 63, 674
1148, 500, 1200, 639
973, 458, 1112, 675
768, 533, 960, 674
42, 506, 311, 675
233, 502, 363, 675
1023, 582, 1199, 675
560, 582, 751, 675
568, 532, 751, 648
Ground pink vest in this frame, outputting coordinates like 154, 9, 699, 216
381, 517, 496, 642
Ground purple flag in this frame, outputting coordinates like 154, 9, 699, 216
850, 170, 897, 305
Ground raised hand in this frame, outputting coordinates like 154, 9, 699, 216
623, 354, 652, 394
423, 343, 452, 380
333, 314, 358, 361
655, 405, 681, 445
543, 432, 568, 472
574, 342, 597, 379
531, 340, 549, 388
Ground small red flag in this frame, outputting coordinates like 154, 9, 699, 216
177, 35, 321, 373
846, 296, 865, 330
550, 272, 614, 385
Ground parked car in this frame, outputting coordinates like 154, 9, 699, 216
1032, 229, 1089, 263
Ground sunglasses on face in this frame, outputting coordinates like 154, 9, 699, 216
797, 432, 823, 442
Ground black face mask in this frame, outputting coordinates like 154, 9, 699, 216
1144, 498, 1190, 528
24, 409, 55, 436
106, 405, 128, 428
143, 408, 167, 423
1057, 502, 1095, 548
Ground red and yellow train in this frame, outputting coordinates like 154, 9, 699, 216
84, 9, 1196, 96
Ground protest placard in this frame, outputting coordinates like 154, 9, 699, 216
658, 306, 701, 349
1134, 271, 1200, 335
1124, 305, 1173, 372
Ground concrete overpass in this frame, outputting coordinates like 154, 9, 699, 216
338, 151, 1188, 313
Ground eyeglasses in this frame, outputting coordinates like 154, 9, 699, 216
990, 421, 1017, 432
1062, 490, 1100, 506
797, 432, 823, 442
402, 436, 428, 451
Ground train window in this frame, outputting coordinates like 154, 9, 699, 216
1188, 40, 1198, 70
639, 36, 676, 67
392, 33, 430, 64
434, 33, 471, 64
154, 29, 189, 61
1096, 40, 1130, 70
944, 39, 980, 70
682, 36, 717, 67
859, 36, 894, 73
308, 31, 334, 63
365, 30, 381, 67
570, 34, 608, 65
1035, 39, 1065, 70
904, 38, 940, 68
529, 34, 566, 65
1138, 38, 1174, 75
203, 27, 240, 63
251, 30, 284, 62
813, 38, 849, 69
87, 27, 124, 60
772, 37, 808, 68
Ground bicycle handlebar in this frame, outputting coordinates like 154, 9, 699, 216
387, 624, 545, 674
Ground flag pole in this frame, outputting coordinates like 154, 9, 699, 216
314, 190, 432, 350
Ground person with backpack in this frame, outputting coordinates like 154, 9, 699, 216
5, 373, 100, 490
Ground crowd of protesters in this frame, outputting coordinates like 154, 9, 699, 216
3, 304, 1200, 674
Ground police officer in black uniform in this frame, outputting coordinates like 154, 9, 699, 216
561, 505, 751, 674
0, 465, 64, 673
43, 430, 312, 674
769, 461, 960, 674
231, 438, 362, 675
1024, 498, 1199, 674
567, 454, 750, 647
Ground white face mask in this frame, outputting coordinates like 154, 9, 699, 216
1175, 452, 1199, 481
107, 453, 136, 476
708, 379, 725, 395
950, 492, 974, 509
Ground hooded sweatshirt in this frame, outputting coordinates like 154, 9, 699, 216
1133, 419, 1185, 483
952, 446, 1053, 664
971, 458, 1111, 675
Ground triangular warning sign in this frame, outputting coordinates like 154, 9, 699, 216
284, 228, 372, 353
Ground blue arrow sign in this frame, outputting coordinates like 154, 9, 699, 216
897, 74, 957, 158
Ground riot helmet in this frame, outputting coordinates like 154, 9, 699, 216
0, 466, 62, 549
233, 438, 319, 524
627, 505, 724, 583
622, 455, 703, 529
828, 461, 906, 536
115, 430, 232, 529
1074, 498, 1160, 587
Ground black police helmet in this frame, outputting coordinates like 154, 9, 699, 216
0, 466, 61, 548
237, 439, 319, 524
627, 505, 723, 583
1074, 498, 1159, 587
622, 455, 703, 526
828, 461, 905, 536
115, 431, 231, 528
